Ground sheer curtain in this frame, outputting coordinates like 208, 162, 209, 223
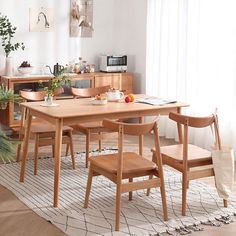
146, 0, 236, 149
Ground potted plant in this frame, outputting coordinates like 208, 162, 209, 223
0, 13, 25, 76
0, 85, 21, 109
0, 127, 19, 162
39, 67, 71, 105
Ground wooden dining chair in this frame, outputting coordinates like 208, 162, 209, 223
84, 119, 168, 231
71, 85, 115, 168
150, 112, 227, 216
17, 90, 75, 175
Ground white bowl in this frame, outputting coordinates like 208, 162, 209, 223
18, 67, 34, 76
91, 98, 107, 105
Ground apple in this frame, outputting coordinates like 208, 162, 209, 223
125, 96, 131, 103
128, 94, 135, 102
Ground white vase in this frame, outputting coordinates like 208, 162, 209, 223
5, 57, 13, 77
0, 55, 6, 76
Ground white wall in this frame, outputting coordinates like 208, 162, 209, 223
0, 0, 148, 92
0, 0, 115, 73
112, 0, 147, 93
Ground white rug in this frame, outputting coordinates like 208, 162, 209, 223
0, 150, 236, 236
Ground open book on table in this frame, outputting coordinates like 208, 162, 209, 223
136, 96, 177, 106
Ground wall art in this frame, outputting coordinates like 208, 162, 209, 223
29, 8, 54, 32
70, 0, 93, 38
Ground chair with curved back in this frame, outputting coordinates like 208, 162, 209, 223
17, 89, 75, 175
150, 112, 227, 216
71, 85, 115, 168
84, 118, 168, 231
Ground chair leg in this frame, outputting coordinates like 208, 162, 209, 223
223, 199, 228, 207
16, 133, 23, 162
158, 170, 168, 221
85, 131, 90, 168
98, 132, 102, 152
52, 144, 55, 158
68, 131, 76, 170
146, 175, 153, 196
128, 178, 133, 201
16, 143, 22, 162
182, 173, 188, 216
84, 166, 93, 208
34, 134, 39, 175
115, 183, 122, 231
65, 144, 70, 156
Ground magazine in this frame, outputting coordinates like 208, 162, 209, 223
136, 96, 177, 106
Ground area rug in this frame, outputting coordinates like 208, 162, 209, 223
0, 149, 236, 236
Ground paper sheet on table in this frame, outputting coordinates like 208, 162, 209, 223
136, 96, 177, 106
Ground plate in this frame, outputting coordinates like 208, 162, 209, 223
107, 98, 121, 102
40, 103, 59, 107
91, 99, 107, 105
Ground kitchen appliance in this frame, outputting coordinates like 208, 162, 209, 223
99, 55, 127, 72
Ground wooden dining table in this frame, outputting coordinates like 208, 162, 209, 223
19, 95, 188, 207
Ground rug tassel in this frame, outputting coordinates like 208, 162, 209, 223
215, 215, 234, 224
188, 224, 204, 232
201, 220, 221, 227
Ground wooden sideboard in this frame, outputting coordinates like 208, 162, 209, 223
0, 72, 133, 129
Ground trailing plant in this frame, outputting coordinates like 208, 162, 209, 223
0, 13, 25, 57
39, 67, 71, 97
0, 128, 19, 161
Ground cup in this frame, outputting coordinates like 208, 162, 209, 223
106, 89, 124, 101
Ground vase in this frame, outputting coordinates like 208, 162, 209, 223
5, 57, 13, 77
0, 55, 5, 76
44, 95, 53, 106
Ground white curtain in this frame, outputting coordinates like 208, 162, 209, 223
146, 0, 236, 149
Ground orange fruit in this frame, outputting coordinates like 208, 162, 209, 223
128, 94, 135, 102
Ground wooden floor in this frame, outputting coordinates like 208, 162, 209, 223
0, 134, 236, 236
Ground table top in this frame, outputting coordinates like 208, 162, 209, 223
21, 95, 189, 119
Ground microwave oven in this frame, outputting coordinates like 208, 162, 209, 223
99, 55, 127, 72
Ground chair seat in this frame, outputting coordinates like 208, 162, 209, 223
73, 121, 110, 134
90, 152, 157, 174
160, 144, 212, 164
76, 121, 103, 129
30, 123, 73, 134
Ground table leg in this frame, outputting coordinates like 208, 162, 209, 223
20, 111, 32, 182
139, 117, 144, 156
177, 107, 183, 144
54, 118, 63, 207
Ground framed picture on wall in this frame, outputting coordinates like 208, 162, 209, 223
70, 0, 93, 37
29, 8, 54, 32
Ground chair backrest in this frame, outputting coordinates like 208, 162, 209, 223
20, 90, 46, 101
20, 88, 64, 101
71, 85, 111, 98
103, 119, 156, 136
169, 112, 221, 165
102, 118, 162, 177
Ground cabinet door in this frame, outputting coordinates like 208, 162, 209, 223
94, 74, 121, 90
121, 73, 133, 94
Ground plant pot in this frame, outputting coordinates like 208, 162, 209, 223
5, 57, 13, 77
0, 101, 8, 110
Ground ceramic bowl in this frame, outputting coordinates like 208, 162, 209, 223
18, 67, 34, 76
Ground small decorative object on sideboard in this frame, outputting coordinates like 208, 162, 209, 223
73, 57, 95, 74
0, 13, 25, 76
18, 61, 34, 76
